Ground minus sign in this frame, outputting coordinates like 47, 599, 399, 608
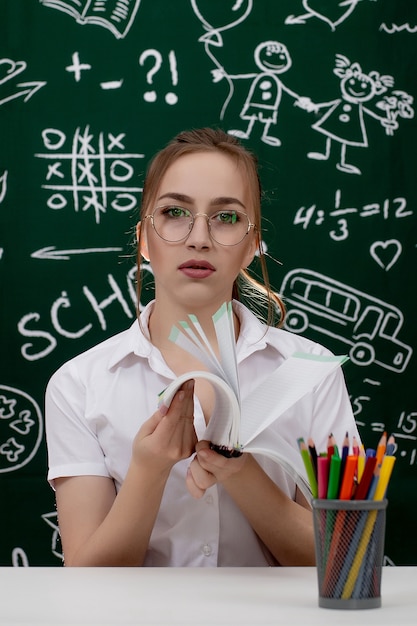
101, 80, 124, 90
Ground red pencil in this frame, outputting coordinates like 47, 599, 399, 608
352, 435, 360, 456
317, 455, 330, 499
354, 456, 377, 499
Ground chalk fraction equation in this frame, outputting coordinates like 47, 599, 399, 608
35, 127, 144, 223
293, 189, 413, 243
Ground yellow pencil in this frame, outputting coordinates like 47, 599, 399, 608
341, 455, 396, 598
373, 455, 396, 501
357, 444, 366, 482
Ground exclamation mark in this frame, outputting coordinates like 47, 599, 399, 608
165, 50, 178, 105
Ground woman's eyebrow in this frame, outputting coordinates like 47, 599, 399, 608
157, 192, 246, 209
210, 196, 246, 209
157, 192, 193, 204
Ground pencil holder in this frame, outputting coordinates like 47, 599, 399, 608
312, 499, 387, 609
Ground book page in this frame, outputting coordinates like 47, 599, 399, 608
239, 353, 348, 446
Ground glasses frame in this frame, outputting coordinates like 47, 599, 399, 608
144, 205, 256, 246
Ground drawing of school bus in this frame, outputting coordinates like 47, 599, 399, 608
280, 269, 412, 373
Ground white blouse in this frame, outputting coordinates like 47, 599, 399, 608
45, 300, 360, 566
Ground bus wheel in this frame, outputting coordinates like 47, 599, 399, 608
349, 342, 375, 366
284, 310, 308, 334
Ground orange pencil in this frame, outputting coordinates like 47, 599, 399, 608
376, 431, 387, 465
338, 455, 358, 499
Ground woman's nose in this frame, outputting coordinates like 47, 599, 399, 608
186, 214, 212, 247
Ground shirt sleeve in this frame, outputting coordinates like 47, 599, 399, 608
310, 363, 361, 455
45, 361, 110, 488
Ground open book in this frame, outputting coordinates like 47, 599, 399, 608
158, 302, 348, 501
40, 1, 141, 39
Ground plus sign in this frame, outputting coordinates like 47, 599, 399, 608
66, 52, 92, 82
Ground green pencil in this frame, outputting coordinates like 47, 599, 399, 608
327, 454, 342, 499
298, 438, 318, 498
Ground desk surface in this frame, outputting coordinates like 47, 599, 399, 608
0, 566, 415, 625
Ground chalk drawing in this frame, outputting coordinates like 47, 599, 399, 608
370, 240, 402, 271
11, 547, 29, 567
0, 386, 43, 473
100, 79, 124, 90
191, 0, 253, 119
42, 512, 63, 561
293, 189, 413, 241
139, 49, 178, 105
375, 90, 414, 136
212, 41, 315, 146
0, 170, 7, 203
17, 269, 138, 361
380, 23, 417, 34
31, 246, 124, 261
65, 51, 92, 82
286, 0, 378, 31
39, 0, 142, 39
299, 54, 414, 174
280, 268, 412, 373
35, 127, 144, 223
0, 58, 45, 107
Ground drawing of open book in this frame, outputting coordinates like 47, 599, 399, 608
158, 302, 348, 501
40, 0, 141, 39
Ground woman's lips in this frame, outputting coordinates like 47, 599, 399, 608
178, 260, 215, 279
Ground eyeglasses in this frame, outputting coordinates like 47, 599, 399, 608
145, 205, 255, 246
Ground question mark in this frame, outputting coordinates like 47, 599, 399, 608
139, 49, 162, 103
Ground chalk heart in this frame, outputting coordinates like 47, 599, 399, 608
304, 0, 357, 29
191, 0, 252, 32
370, 240, 402, 272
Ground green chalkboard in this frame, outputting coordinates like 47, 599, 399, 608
0, 0, 416, 566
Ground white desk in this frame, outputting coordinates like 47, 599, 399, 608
0, 566, 415, 625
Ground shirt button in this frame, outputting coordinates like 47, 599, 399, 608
205, 495, 213, 505
202, 544, 212, 557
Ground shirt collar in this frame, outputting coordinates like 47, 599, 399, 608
107, 301, 155, 369
107, 300, 284, 370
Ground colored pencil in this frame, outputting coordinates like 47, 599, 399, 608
338, 455, 358, 500
354, 456, 377, 500
375, 431, 387, 465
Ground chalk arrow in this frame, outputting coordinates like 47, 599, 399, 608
31, 246, 124, 261
285, 14, 312, 25
0, 81, 46, 107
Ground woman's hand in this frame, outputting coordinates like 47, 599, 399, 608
186, 440, 247, 498
133, 379, 197, 474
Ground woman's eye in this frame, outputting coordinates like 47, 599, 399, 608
214, 211, 238, 224
165, 206, 189, 218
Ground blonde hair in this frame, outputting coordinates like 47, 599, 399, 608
136, 127, 285, 327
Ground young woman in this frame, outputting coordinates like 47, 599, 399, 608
45, 128, 360, 567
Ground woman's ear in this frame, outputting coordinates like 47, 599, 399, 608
241, 231, 259, 269
136, 222, 150, 262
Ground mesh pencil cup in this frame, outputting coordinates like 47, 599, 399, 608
312, 499, 387, 609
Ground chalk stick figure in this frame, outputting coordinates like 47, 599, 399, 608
213, 41, 313, 147
302, 54, 405, 175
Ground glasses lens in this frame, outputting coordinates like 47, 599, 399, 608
152, 206, 193, 242
209, 210, 250, 245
